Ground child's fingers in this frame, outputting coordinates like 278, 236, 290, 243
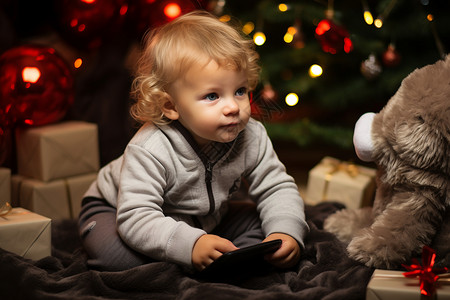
214, 237, 238, 253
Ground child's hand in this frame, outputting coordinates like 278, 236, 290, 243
192, 234, 238, 271
263, 233, 301, 269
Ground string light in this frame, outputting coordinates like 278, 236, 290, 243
253, 32, 266, 46
219, 15, 231, 22
22, 67, 41, 83
343, 37, 353, 53
364, 11, 373, 25
285, 93, 299, 106
426, 12, 445, 58
374, 18, 383, 28
283, 26, 297, 43
278, 3, 288, 12
374, 0, 397, 29
362, 0, 396, 28
361, 0, 373, 25
309, 64, 323, 78
242, 22, 254, 35
119, 4, 128, 15
74, 58, 83, 69
163, 3, 181, 19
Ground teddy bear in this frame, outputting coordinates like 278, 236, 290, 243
323, 55, 450, 269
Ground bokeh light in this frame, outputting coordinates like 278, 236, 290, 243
309, 64, 323, 78
22, 67, 41, 83
285, 93, 299, 106
253, 32, 266, 46
164, 3, 181, 19
364, 11, 373, 25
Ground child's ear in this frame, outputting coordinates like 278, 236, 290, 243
161, 97, 179, 120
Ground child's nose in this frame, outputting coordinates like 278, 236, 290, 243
223, 97, 239, 115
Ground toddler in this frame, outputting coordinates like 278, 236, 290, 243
78, 11, 309, 272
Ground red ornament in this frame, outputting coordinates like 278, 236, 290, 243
55, 0, 129, 49
0, 45, 74, 127
382, 44, 401, 67
127, 0, 204, 39
315, 19, 353, 54
403, 246, 448, 297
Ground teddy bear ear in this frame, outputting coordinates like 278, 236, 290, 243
393, 113, 449, 172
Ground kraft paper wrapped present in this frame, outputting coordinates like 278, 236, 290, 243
305, 156, 377, 209
366, 269, 450, 300
0, 168, 11, 210
0, 207, 51, 260
15, 121, 100, 182
11, 173, 97, 220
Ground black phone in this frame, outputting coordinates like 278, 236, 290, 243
199, 239, 282, 279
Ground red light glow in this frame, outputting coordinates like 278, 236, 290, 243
74, 58, 83, 69
315, 20, 330, 35
81, 0, 96, 3
164, 3, 181, 19
22, 67, 41, 83
344, 37, 353, 53
119, 4, 128, 15
70, 19, 78, 27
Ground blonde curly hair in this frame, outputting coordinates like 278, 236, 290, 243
130, 11, 261, 125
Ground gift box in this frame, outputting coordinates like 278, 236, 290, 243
366, 269, 450, 300
11, 173, 97, 220
0, 168, 11, 210
15, 121, 100, 182
0, 207, 51, 260
305, 156, 377, 209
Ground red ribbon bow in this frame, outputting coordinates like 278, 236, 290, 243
402, 246, 448, 296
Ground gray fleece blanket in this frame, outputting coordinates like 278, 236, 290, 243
0, 203, 374, 300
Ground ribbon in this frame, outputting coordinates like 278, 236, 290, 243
402, 246, 448, 297
325, 159, 360, 178
322, 158, 360, 200
0, 202, 12, 217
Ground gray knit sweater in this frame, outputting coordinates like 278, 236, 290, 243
84, 118, 308, 267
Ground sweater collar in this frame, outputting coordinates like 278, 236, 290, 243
171, 120, 235, 164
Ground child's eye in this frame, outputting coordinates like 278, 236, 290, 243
235, 87, 247, 97
205, 93, 219, 101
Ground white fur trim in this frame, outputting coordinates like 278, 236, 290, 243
353, 112, 375, 162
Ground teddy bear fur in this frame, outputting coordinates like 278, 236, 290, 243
323, 55, 450, 269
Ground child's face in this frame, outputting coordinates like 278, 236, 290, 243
167, 60, 251, 146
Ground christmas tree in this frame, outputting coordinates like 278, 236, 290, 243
220, 0, 450, 149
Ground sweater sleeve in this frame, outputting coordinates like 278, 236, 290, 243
245, 120, 309, 248
116, 144, 206, 268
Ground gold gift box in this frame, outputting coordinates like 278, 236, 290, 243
0, 168, 11, 209
0, 207, 51, 260
11, 173, 97, 220
366, 269, 450, 300
305, 156, 377, 209
15, 121, 100, 182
